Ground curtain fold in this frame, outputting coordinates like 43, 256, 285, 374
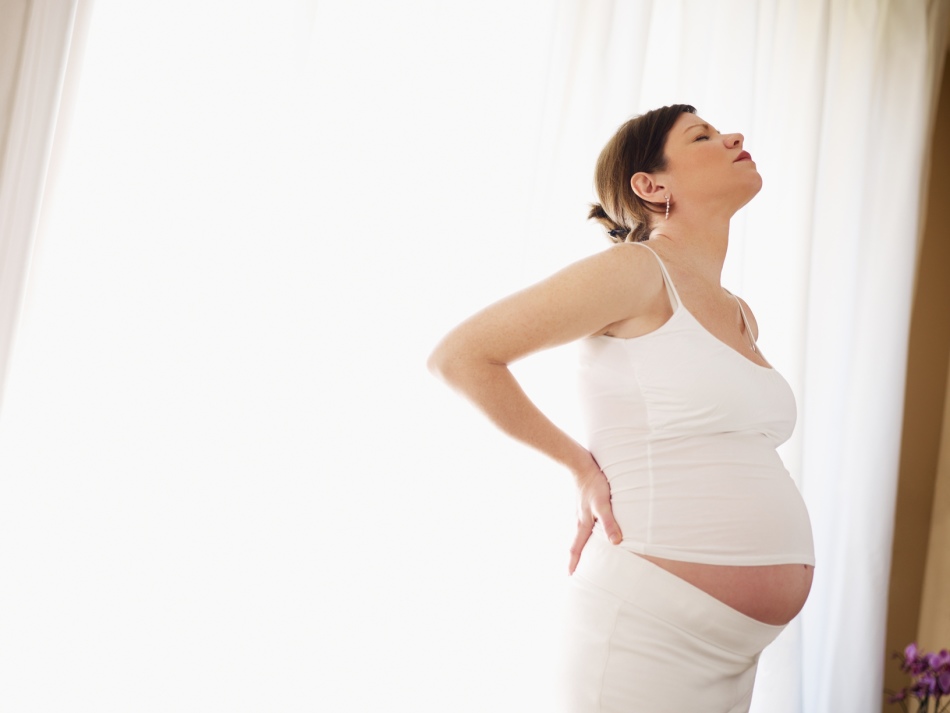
0, 0, 80, 411
799, 3, 949, 710
533, 1, 950, 710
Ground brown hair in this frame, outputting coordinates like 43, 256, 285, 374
588, 104, 696, 243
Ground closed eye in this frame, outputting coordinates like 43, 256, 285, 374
685, 123, 720, 141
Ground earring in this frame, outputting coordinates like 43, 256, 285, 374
665, 194, 670, 220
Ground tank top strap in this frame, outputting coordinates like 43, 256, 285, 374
630, 242, 681, 310
725, 289, 759, 353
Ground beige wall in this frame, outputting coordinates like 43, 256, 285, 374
883, 46, 950, 709
919, 355, 950, 648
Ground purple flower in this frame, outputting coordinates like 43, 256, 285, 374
919, 673, 937, 696
887, 689, 907, 703
899, 643, 930, 676
888, 642, 950, 708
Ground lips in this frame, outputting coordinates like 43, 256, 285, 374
734, 151, 752, 162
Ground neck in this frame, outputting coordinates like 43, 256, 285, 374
648, 204, 732, 286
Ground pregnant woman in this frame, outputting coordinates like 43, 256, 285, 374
427, 104, 814, 712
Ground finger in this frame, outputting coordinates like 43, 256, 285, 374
600, 513, 623, 545
568, 519, 593, 575
592, 496, 623, 546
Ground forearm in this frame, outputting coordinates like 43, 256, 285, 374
429, 348, 624, 561
432, 358, 593, 479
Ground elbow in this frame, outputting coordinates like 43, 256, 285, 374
427, 341, 459, 384
427, 338, 490, 387
426, 346, 447, 380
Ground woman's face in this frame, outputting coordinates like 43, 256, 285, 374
660, 112, 763, 211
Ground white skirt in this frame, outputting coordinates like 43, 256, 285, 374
559, 535, 785, 713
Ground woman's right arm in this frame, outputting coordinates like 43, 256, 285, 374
427, 243, 663, 572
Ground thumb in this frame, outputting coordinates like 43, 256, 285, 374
599, 506, 623, 545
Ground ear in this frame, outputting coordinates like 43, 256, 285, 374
630, 172, 667, 204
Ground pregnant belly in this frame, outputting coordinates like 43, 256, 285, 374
636, 554, 814, 625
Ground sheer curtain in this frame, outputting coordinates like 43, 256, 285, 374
0, 0, 81, 405
0, 1, 947, 712
531, 2, 950, 712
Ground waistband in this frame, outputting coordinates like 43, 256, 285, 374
572, 534, 785, 657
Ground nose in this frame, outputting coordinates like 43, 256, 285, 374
725, 133, 743, 148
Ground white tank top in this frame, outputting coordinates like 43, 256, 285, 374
578, 244, 815, 566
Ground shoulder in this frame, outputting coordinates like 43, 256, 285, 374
565, 242, 665, 292
601, 240, 662, 268
512, 242, 666, 324
432, 242, 671, 365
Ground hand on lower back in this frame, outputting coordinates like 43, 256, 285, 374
568, 456, 622, 575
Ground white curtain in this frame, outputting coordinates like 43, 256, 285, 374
0, 2, 947, 712
532, 2, 950, 712
0, 0, 81, 405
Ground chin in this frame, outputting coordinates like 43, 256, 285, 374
734, 179, 763, 212
744, 172, 764, 200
